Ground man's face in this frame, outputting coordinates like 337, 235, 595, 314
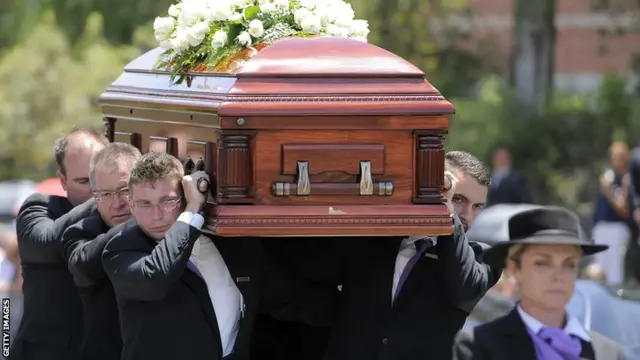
92, 161, 133, 228
58, 138, 105, 206
492, 149, 510, 170
129, 178, 184, 241
450, 168, 487, 231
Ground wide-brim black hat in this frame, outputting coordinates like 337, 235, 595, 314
466, 204, 609, 266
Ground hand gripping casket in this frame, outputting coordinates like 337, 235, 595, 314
99, 36, 455, 237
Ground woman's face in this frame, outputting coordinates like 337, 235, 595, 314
508, 244, 581, 312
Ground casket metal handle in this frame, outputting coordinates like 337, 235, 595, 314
271, 160, 394, 197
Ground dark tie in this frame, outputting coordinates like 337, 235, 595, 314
393, 239, 431, 302
538, 327, 582, 360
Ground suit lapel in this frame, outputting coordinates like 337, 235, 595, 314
495, 309, 538, 360
392, 254, 431, 311
579, 338, 596, 360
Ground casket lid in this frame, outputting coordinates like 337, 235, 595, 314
100, 36, 455, 117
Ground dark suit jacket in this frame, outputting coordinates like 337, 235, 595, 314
453, 308, 623, 360
101, 221, 294, 360
320, 215, 501, 360
12, 195, 96, 360
62, 215, 134, 360
487, 171, 532, 206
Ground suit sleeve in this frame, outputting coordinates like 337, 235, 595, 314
102, 221, 200, 301
452, 330, 486, 360
436, 213, 503, 312
63, 218, 130, 288
17, 194, 97, 264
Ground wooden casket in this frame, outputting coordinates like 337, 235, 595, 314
99, 36, 455, 237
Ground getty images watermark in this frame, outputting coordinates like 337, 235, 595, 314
2, 298, 9, 357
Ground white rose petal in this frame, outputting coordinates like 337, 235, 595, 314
168, 4, 182, 17
248, 19, 264, 37
299, 0, 318, 10
332, 2, 354, 27
294, 8, 312, 26
179, 0, 207, 26
229, 12, 243, 22
186, 22, 210, 47
236, 31, 252, 47
171, 29, 190, 53
206, 3, 235, 21
313, 5, 336, 26
349, 19, 369, 37
325, 24, 349, 37
153, 16, 176, 41
259, 0, 276, 14
159, 39, 173, 50
300, 15, 322, 33
211, 30, 228, 49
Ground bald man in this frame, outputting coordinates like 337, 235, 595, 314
12, 128, 108, 360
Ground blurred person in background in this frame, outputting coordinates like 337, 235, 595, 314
625, 147, 640, 284
486, 148, 533, 206
62, 143, 141, 360
592, 141, 631, 287
453, 205, 622, 360
580, 263, 607, 284
12, 128, 108, 360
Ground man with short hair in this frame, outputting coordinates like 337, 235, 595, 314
62, 142, 141, 360
321, 150, 501, 360
102, 152, 294, 360
13, 128, 108, 360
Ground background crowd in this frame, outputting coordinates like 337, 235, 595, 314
0, 0, 639, 358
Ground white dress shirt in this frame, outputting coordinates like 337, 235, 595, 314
391, 235, 438, 301
517, 305, 591, 341
177, 212, 242, 357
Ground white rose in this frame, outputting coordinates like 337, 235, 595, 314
294, 8, 312, 26
248, 19, 264, 37
171, 29, 190, 53
332, 2, 354, 27
348, 19, 369, 37
211, 30, 228, 49
258, 0, 276, 14
325, 24, 349, 37
179, 1, 207, 26
298, 0, 318, 10
313, 5, 336, 26
236, 31, 252, 47
205, 3, 234, 21
186, 22, 210, 47
231, 0, 254, 8
159, 39, 173, 50
229, 12, 243, 22
153, 16, 176, 41
168, 4, 182, 17
300, 15, 322, 33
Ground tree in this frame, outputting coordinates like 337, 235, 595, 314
510, 0, 557, 117
0, 11, 139, 181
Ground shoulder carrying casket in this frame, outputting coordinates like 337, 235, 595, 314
99, 36, 455, 237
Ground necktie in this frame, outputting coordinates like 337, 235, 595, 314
537, 327, 582, 360
393, 239, 430, 302
186, 260, 203, 278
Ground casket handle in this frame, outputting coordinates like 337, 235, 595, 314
271, 160, 394, 197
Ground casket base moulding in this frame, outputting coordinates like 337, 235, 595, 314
99, 36, 455, 237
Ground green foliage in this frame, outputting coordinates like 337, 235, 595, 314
0, 11, 139, 181
447, 73, 640, 213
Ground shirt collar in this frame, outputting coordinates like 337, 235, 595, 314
517, 304, 590, 341
403, 235, 437, 247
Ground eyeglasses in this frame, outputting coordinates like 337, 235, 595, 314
131, 197, 183, 214
93, 188, 130, 203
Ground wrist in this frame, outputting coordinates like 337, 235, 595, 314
185, 202, 204, 214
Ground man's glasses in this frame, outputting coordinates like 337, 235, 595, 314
92, 188, 130, 203
130, 197, 183, 214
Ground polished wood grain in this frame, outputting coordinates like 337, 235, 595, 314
99, 36, 455, 237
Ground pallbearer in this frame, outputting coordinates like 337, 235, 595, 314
453, 205, 623, 360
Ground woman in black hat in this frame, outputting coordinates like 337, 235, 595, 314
452, 205, 622, 360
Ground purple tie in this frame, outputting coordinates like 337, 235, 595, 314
393, 239, 431, 302
186, 260, 203, 278
537, 327, 582, 360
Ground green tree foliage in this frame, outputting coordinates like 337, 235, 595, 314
0, 11, 139, 181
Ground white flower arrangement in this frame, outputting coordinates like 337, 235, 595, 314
153, 0, 370, 81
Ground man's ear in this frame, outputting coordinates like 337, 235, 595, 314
57, 170, 68, 191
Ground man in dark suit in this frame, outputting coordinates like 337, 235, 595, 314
318, 151, 502, 360
101, 152, 294, 360
487, 148, 532, 206
62, 143, 142, 360
12, 128, 108, 360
